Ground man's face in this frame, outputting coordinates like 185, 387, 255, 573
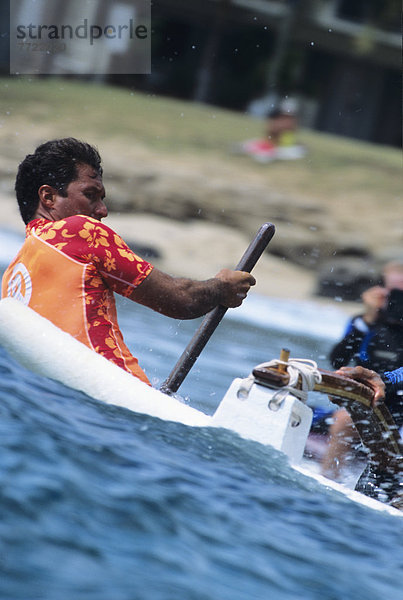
51, 163, 107, 221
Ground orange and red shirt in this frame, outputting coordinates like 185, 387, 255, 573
1, 215, 153, 384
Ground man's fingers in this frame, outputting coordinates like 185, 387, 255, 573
246, 273, 256, 286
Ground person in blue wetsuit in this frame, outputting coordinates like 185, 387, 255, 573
329, 262, 403, 373
383, 366, 403, 430
321, 262, 403, 480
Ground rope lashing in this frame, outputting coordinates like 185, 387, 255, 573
237, 358, 323, 407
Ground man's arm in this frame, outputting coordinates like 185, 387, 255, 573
383, 367, 403, 428
87, 220, 255, 318
383, 366, 403, 394
128, 267, 256, 319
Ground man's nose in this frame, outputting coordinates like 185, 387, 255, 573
94, 200, 108, 219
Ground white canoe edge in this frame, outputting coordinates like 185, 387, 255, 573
294, 465, 402, 517
0, 297, 211, 428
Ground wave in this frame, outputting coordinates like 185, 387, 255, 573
227, 294, 348, 341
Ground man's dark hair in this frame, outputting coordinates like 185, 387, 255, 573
15, 137, 103, 224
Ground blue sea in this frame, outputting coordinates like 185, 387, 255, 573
1, 228, 402, 600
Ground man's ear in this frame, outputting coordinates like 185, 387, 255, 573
38, 184, 58, 208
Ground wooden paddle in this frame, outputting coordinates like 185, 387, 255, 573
161, 222, 275, 394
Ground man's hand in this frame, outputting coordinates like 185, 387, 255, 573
214, 269, 256, 308
335, 366, 385, 407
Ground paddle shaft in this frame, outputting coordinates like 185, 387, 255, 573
161, 223, 275, 394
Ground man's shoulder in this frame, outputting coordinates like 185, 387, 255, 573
30, 216, 117, 247
64, 214, 100, 228
71, 215, 115, 228
58, 215, 116, 236
29, 215, 97, 233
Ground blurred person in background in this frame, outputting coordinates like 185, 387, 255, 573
235, 97, 306, 163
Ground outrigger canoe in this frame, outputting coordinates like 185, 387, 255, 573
0, 296, 401, 516
1, 222, 401, 515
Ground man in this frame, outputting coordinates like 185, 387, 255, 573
1, 138, 255, 385
321, 262, 403, 479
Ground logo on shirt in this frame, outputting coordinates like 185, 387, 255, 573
7, 262, 32, 305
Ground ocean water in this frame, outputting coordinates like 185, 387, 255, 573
1, 228, 402, 600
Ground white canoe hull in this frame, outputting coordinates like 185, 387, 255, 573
0, 297, 211, 428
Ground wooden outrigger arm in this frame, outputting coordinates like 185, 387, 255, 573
252, 362, 402, 472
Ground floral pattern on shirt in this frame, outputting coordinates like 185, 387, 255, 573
27, 215, 153, 375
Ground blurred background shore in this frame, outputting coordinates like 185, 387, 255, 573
2, 1, 401, 314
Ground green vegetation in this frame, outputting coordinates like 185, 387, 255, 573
0, 76, 260, 151
0, 76, 401, 201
